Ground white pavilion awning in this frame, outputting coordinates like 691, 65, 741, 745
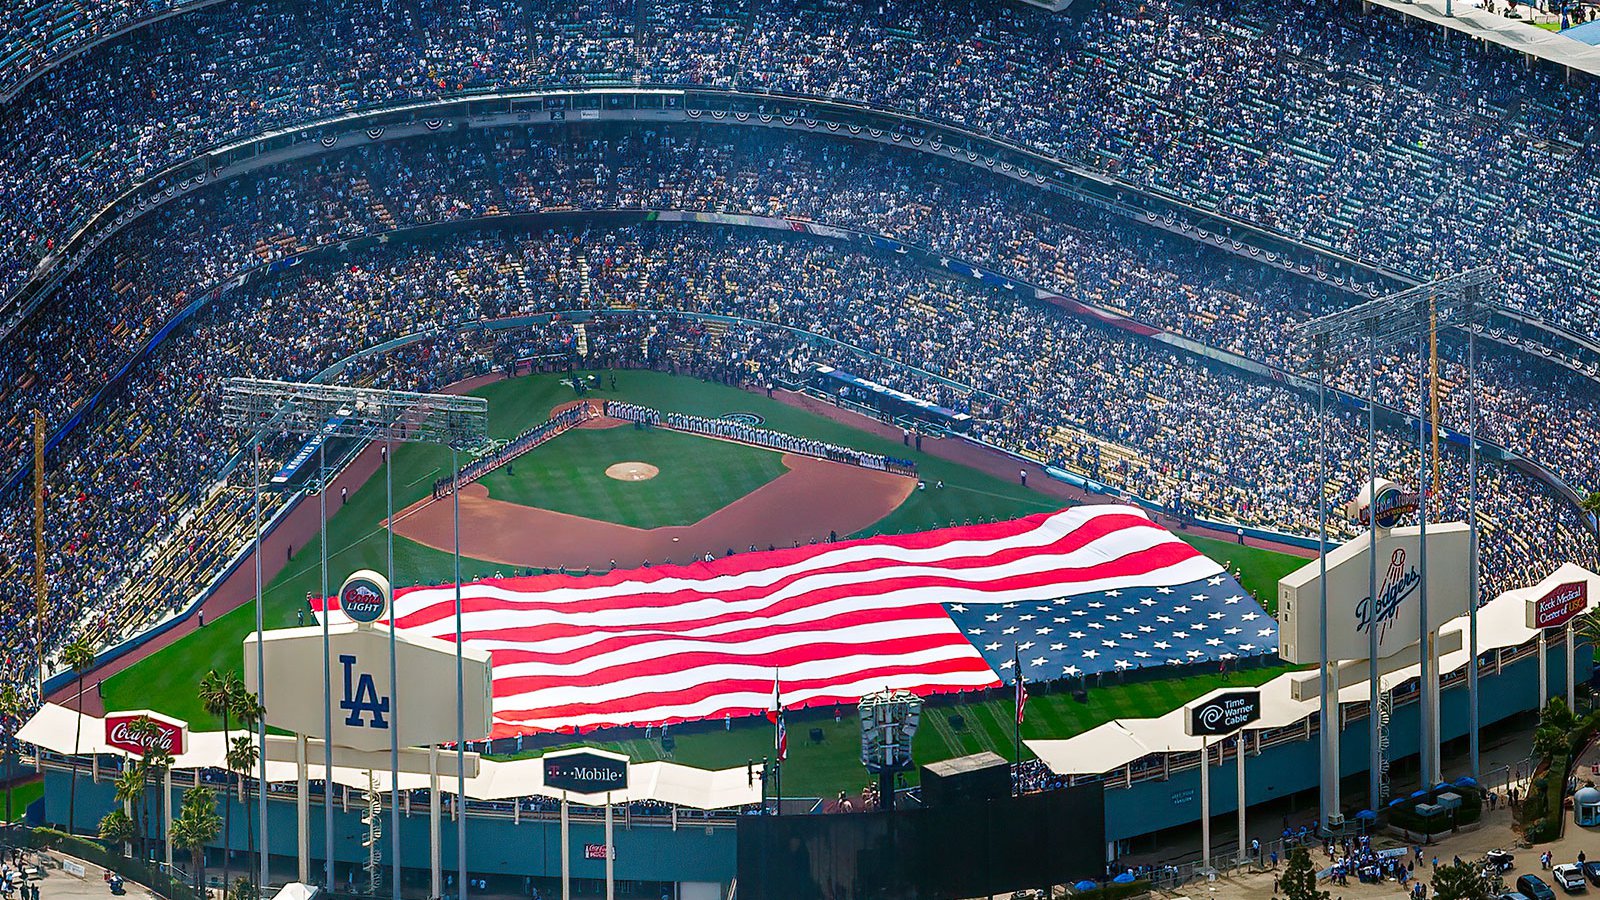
1028, 567, 1600, 776
18, 704, 760, 811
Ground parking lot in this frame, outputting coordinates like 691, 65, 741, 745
1174, 801, 1600, 900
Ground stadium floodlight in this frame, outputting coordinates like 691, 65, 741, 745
220, 377, 489, 449
219, 377, 487, 900
1293, 266, 1500, 350
1291, 269, 1502, 832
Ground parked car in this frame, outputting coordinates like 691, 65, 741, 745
1583, 861, 1600, 887
1486, 850, 1517, 873
1521, 874, 1560, 900
1554, 866, 1588, 894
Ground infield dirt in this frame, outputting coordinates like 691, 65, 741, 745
389, 450, 915, 570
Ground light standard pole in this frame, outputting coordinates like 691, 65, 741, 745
219, 378, 488, 898
1314, 337, 1336, 831
453, 444, 468, 900
386, 436, 401, 900
320, 442, 334, 888
253, 441, 270, 891
1290, 268, 1501, 813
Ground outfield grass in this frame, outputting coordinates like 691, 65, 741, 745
101, 369, 1306, 796
495, 663, 1297, 797
480, 426, 787, 528
1179, 533, 1307, 613
2, 779, 42, 821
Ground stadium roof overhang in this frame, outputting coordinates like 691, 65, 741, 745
1365, 0, 1600, 78
16, 707, 762, 810
1026, 563, 1600, 775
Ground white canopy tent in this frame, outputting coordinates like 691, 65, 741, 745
1027, 568, 1600, 776
18, 705, 762, 811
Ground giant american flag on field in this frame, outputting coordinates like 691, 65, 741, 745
318, 505, 1278, 735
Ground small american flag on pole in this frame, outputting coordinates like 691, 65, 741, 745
315, 505, 1275, 735
1014, 645, 1027, 725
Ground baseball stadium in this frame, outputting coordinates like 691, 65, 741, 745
1, 0, 1599, 898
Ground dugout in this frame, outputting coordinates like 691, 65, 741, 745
809, 364, 973, 433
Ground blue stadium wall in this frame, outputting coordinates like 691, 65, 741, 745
45, 774, 736, 885
1105, 642, 1583, 842
45, 644, 1581, 879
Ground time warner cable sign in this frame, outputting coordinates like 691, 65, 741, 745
1185, 689, 1263, 738
1277, 523, 1469, 664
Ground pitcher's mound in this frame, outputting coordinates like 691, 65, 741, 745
606, 462, 659, 482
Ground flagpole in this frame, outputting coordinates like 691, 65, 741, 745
1013, 643, 1023, 798
772, 668, 782, 816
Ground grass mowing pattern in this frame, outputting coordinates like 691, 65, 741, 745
479, 426, 788, 529
101, 369, 1305, 797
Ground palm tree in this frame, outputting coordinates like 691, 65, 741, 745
113, 766, 147, 862
130, 717, 172, 868
170, 785, 221, 894
61, 637, 96, 835
145, 743, 176, 871
230, 685, 265, 894
225, 736, 258, 897
99, 807, 135, 855
1577, 608, 1600, 651
0, 684, 20, 826
199, 671, 235, 886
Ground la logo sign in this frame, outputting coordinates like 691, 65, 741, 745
339, 654, 391, 728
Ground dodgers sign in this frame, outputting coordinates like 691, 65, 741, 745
244, 622, 491, 752
1277, 523, 1469, 664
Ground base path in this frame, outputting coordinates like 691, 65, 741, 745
391, 453, 915, 570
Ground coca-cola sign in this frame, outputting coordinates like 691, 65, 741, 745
1528, 581, 1588, 631
104, 710, 188, 757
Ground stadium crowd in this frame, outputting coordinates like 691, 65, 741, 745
5, 129, 1598, 502
0, 0, 1595, 338
0, 0, 1597, 707
2, 212, 1591, 701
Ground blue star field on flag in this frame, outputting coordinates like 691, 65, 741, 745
943, 572, 1278, 679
